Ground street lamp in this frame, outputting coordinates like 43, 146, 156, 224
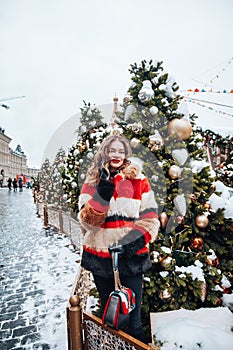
0, 95, 25, 109
1, 104, 10, 109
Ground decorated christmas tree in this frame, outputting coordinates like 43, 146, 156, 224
62, 102, 109, 213
62, 60, 233, 337
77, 100, 105, 135
39, 157, 52, 202
49, 147, 68, 210
116, 60, 233, 332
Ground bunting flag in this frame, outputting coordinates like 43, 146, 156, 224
180, 88, 233, 94
180, 58, 233, 118
207, 57, 233, 86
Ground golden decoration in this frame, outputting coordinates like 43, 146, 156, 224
168, 165, 182, 179
168, 118, 192, 140
195, 214, 209, 228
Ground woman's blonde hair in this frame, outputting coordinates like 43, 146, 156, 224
86, 135, 132, 186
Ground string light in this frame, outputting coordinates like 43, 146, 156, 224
183, 97, 233, 118
208, 57, 233, 86
183, 96, 233, 109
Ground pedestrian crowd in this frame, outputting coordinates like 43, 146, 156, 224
6, 177, 32, 192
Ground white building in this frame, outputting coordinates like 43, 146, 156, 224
0, 127, 39, 186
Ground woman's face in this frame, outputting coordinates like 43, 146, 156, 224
108, 140, 126, 169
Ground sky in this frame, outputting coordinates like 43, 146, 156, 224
0, 0, 232, 168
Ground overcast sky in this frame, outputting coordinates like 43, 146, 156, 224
0, 0, 232, 168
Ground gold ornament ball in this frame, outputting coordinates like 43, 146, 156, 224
168, 165, 182, 179
195, 214, 209, 228
168, 118, 192, 140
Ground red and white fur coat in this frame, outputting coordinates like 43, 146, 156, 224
78, 162, 160, 278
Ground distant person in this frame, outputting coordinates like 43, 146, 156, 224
18, 177, 23, 192
26, 181, 32, 189
13, 178, 18, 192
0, 173, 3, 187
7, 177, 12, 191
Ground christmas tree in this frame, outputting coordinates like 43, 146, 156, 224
39, 157, 52, 202
116, 60, 233, 330
63, 60, 233, 337
49, 147, 68, 210
62, 101, 109, 213
77, 100, 104, 135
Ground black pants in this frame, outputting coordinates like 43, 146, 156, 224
93, 273, 147, 343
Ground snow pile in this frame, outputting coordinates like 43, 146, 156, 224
208, 180, 233, 219
175, 260, 205, 282
151, 307, 233, 350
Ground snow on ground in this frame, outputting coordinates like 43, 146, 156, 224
151, 305, 233, 350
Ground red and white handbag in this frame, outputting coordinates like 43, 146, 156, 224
102, 248, 136, 330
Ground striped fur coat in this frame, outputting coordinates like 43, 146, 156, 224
78, 164, 160, 278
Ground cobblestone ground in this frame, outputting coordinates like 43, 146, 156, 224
0, 189, 79, 350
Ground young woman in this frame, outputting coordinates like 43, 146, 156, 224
78, 134, 160, 343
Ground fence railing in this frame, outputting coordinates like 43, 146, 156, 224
34, 192, 159, 350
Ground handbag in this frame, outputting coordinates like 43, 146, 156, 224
102, 246, 136, 330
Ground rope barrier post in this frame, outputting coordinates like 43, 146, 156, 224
67, 294, 83, 350
59, 209, 64, 234
43, 203, 49, 229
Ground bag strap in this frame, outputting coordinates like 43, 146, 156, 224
112, 252, 123, 291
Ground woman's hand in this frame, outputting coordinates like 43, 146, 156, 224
96, 168, 115, 202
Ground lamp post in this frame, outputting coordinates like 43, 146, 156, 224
1, 104, 10, 109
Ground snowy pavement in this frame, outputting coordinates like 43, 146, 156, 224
0, 189, 79, 350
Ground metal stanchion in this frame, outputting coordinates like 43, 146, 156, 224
43, 203, 49, 229
67, 294, 83, 350
59, 209, 64, 234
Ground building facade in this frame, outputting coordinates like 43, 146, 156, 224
0, 127, 39, 186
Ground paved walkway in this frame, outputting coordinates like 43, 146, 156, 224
0, 189, 79, 349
